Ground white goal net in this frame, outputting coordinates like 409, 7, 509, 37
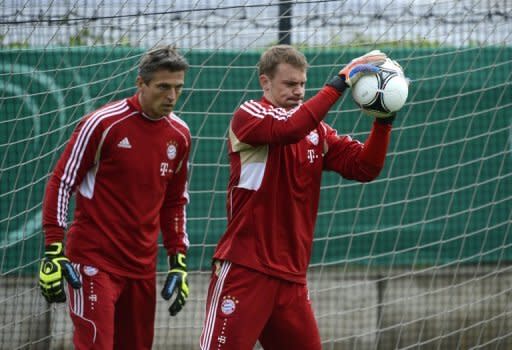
1, 1, 511, 349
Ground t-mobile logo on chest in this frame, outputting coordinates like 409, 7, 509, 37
160, 162, 173, 176
307, 149, 318, 163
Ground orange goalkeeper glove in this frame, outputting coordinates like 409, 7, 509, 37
327, 50, 387, 93
339, 50, 387, 87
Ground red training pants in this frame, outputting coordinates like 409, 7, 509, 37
200, 261, 321, 350
67, 263, 156, 350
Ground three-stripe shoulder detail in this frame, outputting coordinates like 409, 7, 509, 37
165, 113, 190, 149
239, 100, 300, 120
56, 99, 130, 228
169, 113, 190, 131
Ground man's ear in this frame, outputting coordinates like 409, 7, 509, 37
259, 74, 270, 91
136, 76, 145, 89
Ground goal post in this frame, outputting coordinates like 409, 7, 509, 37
1, 1, 511, 349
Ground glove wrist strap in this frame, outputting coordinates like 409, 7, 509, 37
326, 76, 348, 93
169, 253, 187, 270
376, 114, 396, 125
45, 242, 64, 256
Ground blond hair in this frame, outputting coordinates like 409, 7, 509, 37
258, 45, 308, 78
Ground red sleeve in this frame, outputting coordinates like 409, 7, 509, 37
231, 86, 341, 145
323, 120, 392, 182
160, 130, 191, 257
42, 117, 103, 245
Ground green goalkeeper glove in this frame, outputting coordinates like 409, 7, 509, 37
39, 242, 82, 303
161, 253, 189, 316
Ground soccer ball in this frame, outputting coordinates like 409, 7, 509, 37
351, 58, 409, 118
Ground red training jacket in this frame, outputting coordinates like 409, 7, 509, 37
214, 85, 392, 284
42, 94, 191, 279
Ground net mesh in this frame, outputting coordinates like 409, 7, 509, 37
1, 1, 511, 349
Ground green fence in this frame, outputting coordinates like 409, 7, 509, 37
1, 47, 511, 272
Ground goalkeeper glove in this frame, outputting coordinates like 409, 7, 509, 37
339, 50, 388, 87
39, 242, 82, 303
326, 50, 387, 93
161, 253, 189, 316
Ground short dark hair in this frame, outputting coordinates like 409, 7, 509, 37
258, 45, 308, 78
138, 45, 189, 83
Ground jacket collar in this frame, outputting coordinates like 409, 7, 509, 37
127, 93, 168, 121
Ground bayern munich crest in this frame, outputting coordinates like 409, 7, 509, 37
167, 142, 177, 160
307, 130, 319, 145
220, 295, 238, 315
83, 265, 98, 276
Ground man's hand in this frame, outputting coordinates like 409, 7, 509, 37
161, 253, 189, 316
339, 50, 388, 87
39, 242, 82, 303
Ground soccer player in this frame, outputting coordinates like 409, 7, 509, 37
200, 45, 395, 349
38, 45, 191, 350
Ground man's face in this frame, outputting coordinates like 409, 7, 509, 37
260, 63, 306, 109
137, 69, 185, 119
